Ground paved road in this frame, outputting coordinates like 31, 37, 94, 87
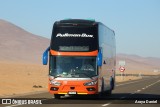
1, 76, 160, 107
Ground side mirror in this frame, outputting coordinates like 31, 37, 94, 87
97, 48, 102, 66
42, 47, 50, 65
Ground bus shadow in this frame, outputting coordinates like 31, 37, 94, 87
64, 93, 160, 100
43, 93, 160, 104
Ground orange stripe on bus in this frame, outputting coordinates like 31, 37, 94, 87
50, 50, 98, 56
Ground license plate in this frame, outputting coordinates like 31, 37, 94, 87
68, 91, 77, 94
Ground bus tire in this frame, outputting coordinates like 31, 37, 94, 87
54, 94, 61, 99
110, 77, 114, 90
98, 77, 105, 98
106, 77, 114, 96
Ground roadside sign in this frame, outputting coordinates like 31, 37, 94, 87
119, 60, 125, 66
119, 66, 125, 72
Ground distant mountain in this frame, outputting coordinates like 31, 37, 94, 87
116, 53, 160, 73
0, 19, 50, 64
0, 19, 159, 73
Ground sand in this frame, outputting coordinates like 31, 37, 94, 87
0, 61, 48, 97
0, 61, 159, 97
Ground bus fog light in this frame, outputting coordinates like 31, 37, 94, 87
50, 87, 59, 91
86, 87, 96, 91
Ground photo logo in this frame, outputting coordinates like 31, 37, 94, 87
1, 99, 42, 105
2, 99, 11, 104
56, 33, 94, 38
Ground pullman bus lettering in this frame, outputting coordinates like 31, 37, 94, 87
56, 33, 94, 38
42, 19, 116, 99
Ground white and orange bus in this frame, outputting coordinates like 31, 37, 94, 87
42, 19, 116, 99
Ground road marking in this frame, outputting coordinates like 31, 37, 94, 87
102, 103, 111, 106
135, 90, 141, 93
116, 77, 160, 87
133, 79, 160, 95
130, 93, 135, 95
5, 104, 22, 107
144, 80, 160, 89
134, 90, 141, 93
137, 90, 141, 92
116, 81, 139, 86
116, 79, 148, 87
145, 86, 148, 88
136, 90, 141, 92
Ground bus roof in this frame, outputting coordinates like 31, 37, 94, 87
55, 19, 97, 26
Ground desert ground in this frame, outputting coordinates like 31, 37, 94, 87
0, 61, 159, 97
0, 61, 48, 97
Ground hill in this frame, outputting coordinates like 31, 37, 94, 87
0, 19, 159, 72
0, 19, 50, 64
116, 54, 160, 74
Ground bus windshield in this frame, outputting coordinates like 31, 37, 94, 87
49, 56, 97, 78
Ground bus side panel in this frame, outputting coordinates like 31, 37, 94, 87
98, 23, 116, 92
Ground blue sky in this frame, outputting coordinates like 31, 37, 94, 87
0, 0, 160, 58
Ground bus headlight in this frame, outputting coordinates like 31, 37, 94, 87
50, 80, 61, 86
84, 80, 97, 86
49, 76, 54, 81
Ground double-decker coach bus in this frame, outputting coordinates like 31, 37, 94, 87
42, 19, 116, 99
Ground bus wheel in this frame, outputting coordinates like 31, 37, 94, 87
98, 78, 105, 98
106, 78, 114, 96
54, 94, 61, 99
110, 77, 114, 90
